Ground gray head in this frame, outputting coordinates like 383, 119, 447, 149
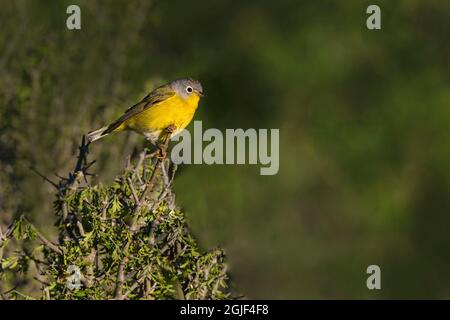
169, 78, 203, 99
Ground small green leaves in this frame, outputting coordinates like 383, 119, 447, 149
1, 149, 230, 300
12, 220, 23, 240
1, 256, 19, 270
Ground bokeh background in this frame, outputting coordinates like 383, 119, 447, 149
1, 0, 450, 299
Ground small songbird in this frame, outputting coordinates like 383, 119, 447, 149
87, 78, 203, 145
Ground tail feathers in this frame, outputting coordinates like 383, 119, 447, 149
86, 126, 109, 143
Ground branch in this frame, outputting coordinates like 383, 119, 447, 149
113, 127, 173, 300
29, 166, 58, 189
126, 177, 140, 204
22, 217, 62, 255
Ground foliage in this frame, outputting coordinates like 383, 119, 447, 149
1, 0, 450, 299
0, 139, 229, 299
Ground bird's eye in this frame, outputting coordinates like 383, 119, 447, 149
186, 86, 193, 94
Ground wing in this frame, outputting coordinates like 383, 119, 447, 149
104, 85, 176, 134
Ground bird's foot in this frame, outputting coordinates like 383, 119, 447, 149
165, 124, 177, 134
156, 125, 177, 159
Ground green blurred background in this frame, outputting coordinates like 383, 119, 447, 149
1, 0, 450, 299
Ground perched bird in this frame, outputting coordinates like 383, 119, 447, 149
87, 78, 203, 145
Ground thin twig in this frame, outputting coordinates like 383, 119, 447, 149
22, 217, 62, 255
0, 226, 5, 262
101, 198, 109, 222
113, 258, 127, 299
126, 177, 140, 205
43, 287, 50, 300
29, 166, 58, 189
160, 160, 170, 186
121, 272, 147, 299
149, 163, 177, 212
76, 221, 85, 237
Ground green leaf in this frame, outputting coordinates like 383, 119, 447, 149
2, 256, 19, 269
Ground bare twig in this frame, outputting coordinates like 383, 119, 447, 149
43, 287, 50, 300
76, 220, 85, 237
113, 258, 127, 299
29, 166, 58, 189
160, 160, 170, 186
149, 163, 177, 212
22, 217, 62, 255
74, 135, 90, 174
101, 198, 109, 221
0, 226, 5, 262
126, 177, 140, 205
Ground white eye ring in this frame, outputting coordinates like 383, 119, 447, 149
186, 86, 193, 94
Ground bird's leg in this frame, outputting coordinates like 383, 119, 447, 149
155, 125, 176, 185
157, 125, 176, 160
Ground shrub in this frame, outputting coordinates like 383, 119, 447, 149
0, 138, 229, 300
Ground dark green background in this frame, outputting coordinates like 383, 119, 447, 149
1, 0, 450, 298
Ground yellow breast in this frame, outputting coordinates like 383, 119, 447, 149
123, 93, 200, 137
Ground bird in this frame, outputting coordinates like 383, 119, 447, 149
86, 78, 203, 147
